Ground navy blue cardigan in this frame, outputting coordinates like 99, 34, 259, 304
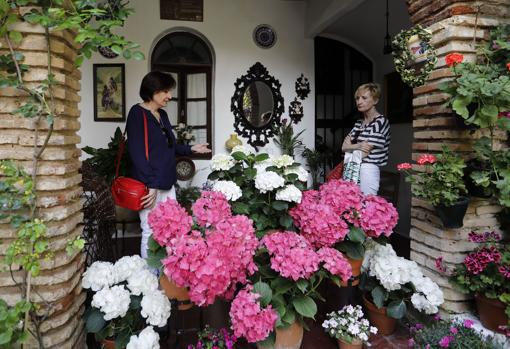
126, 104, 191, 190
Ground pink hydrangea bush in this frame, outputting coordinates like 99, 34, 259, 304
317, 247, 352, 283
319, 180, 363, 223
192, 191, 232, 227
148, 199, 193, 245
359, 195, 399, 238
229, 286, 278, 343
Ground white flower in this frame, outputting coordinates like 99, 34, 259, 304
141, 290, 171, 327
211, 154, 235, 171
91, 285, 131, 320
254, 155, 274, 173
275, 184, 302, 203
231, 145, 252, 156
254, 171, 285, 193
126, 326, 160, 349
127, 269, 159, 296
82, 261, 115, 291
272, 155, 294, 168
212, 180, 242, 201
284, 166, 309, 182
411, 293, 438, 314
113, 255, 148, 283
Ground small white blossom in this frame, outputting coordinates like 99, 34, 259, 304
113, 255, 148, 283
141, 290, 171, 327
211, 154, 235, 171
272, 155, 294, 168
127, 269, 159, 296
275, 185, 302, 203
254, 171, 285, 193
126, 326, 160, 349
82, 261, 115, 291
212, 180, 242, 201
91, 285, 131, 320
284, 166, 309, 182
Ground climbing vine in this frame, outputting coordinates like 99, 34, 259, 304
0, 1, 143, 347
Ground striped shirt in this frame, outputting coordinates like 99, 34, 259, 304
348, 115, 391, 166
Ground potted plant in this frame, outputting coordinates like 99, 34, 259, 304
408, 317, 505, 348
397, 146, 468, 228
322, 305, 378, 349
187, 325, 238, 349
436, 231, 510, 332
273, 118, 304, 157
360, 241, 444, 335
301, 136, 333, 189
82, 255, 171, 349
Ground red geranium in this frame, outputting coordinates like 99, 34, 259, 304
397, 163, 412, 171
416, 154, 437, 165
445, 53, 463, 67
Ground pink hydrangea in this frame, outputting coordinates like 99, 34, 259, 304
317, 247, 352, 282
359, 195, 398, 238
148, 198, 193, 245
229, 286, 278, 343
261, 231, 320, 281
192, 191, 232, 227
318, 180, 363, 220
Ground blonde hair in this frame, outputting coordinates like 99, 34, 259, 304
355, 83, 381, 101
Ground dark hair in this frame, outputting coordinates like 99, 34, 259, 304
139, 71, 176, 102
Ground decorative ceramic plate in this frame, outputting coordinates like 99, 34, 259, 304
175, 157, 196, 181
253, 24, 277, 49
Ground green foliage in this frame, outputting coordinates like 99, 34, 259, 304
401, 146, 467, 207
0, 299, 31, 348
175, 185, 201, 214
83, 127, 128, 184
301, 136, 333, 189
66, 236, 85, 256
0, 160, 34, 225
410, 318, 503, 349
273, 118, 304, 157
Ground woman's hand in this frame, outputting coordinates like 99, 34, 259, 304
141, 188, 157, 209
191, 143, 211, 154
358, 141, 373, 153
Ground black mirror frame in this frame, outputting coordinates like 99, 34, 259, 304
231, 62, 284, 150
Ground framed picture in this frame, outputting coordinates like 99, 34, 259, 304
160, 0, 203, 21
383, 71, 413, 124
93, 64, 126, 122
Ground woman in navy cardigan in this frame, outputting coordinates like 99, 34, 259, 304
127, 71, 210, 259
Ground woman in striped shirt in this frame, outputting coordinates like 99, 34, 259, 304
341, 83, 391, 195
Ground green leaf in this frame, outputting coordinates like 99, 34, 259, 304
111, 45, 122, 54
452, 96, 471, 119
279, 215, 293, 229
282, 308, 296, 325
336, 241, 364, 259
253, 281, 272, 307
271, 201, 288, 211
0, 328, 13, 345
8, 31, 22, 44
386, 300, 406, 319
232, 202, 250, 214
347, 226, 366, 243
132, 51, 145, 60
296, 279, 308, 293
123, 49, 132, 59
255, 153, 270, 162
292, 295, 317, 319
257, 331, 275, 348
371, 286, 387, 308
85, 308, 106, 333
115, 330, 131, 349
231, 151, 247, 161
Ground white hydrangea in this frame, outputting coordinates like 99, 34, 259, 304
231, 145, 253, 156
113, 255, 148, 283
91, 285, 131, 320
212, 180, 242, 201
126, 326, 160, 349
410, 275, 444, 314
210, 154, 235, 171
284, 166, 309, 182
272, 154, 294, 168
254, 171, 285, 193
82, 261, 115, 291
275, 184, 302, 203
411, 293, 439, 314
254, 155, 274, 173
141, 290, 171, 327
127, 269, 159, 296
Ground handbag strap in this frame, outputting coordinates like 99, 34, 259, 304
114, 111, 148, 178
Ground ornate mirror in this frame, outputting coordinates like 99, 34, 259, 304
231, 62, 284, 150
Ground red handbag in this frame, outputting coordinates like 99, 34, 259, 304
111, 112, 149, 211
326, 161, 344, 181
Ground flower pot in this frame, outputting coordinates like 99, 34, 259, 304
159, 275, 193, 310
257, 321, 304, 349
337, 338, 363, 349
340, 257, 363, 287
101, 339, 116, 349
475, 293, 508, 332
362, 296, 397, 336
434, 197, 469, 229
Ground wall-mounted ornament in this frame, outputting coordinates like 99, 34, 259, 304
253, 24, 277, 49
295, 74, 310, 100
289, 98, 303, 124
231, 62, 284, 150
98, 46, 119, 59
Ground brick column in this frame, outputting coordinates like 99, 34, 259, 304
406, 0, 510, 313
0, 22, 85, 348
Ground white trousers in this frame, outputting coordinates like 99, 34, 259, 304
360, 163, 380, 195
139, 187, 176, 259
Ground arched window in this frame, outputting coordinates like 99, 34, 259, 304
151, 31, 213, 159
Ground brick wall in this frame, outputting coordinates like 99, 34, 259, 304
0, 21, 85, 348
406, 0, 509, 313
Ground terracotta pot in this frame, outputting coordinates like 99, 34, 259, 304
362, 296, 397, 336
101, 339, 116, 349
475, 293, 508, 332
340, 257, 363, 287
257, 321, 304, 349
159, 275, 193, 310
337, 338, 363, 349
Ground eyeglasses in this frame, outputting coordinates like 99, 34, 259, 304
161, 127, 174, 148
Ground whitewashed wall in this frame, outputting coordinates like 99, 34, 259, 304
78, 0, 314, 186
